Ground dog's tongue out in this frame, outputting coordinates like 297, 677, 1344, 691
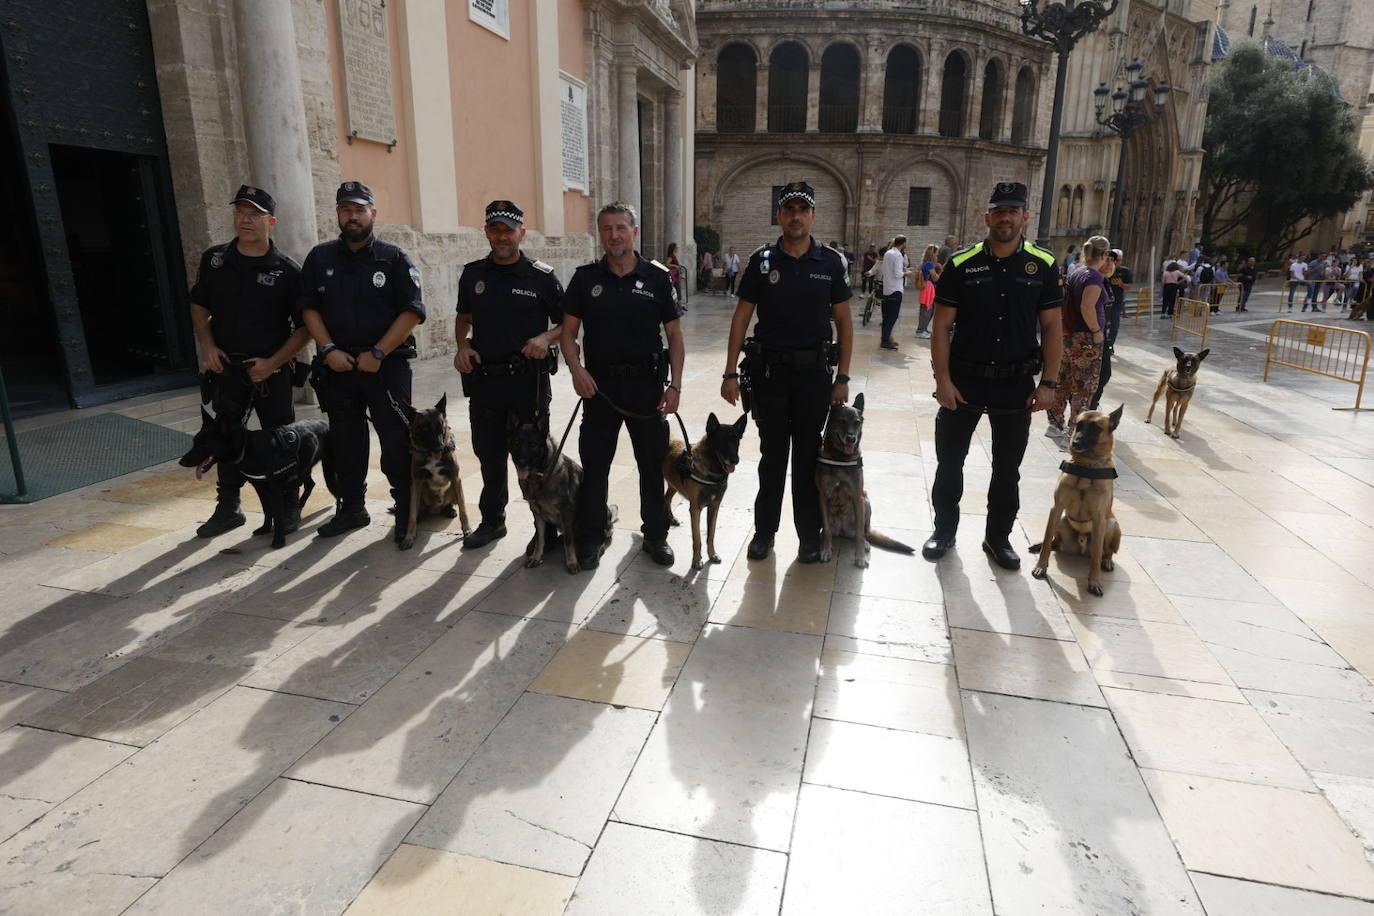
195, 458, 214, 481
516, 469, 530, 481
840, 443, 856, 455
725, 463, 736, 474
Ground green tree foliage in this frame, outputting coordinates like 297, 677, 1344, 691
1201, 40, 1374, 259
693, 225, 721, 257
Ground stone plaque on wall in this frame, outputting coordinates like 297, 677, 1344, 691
560, 75, 588, 193
338, 0, 397, 146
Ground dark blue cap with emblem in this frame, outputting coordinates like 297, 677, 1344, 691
336, 181, 375, 206
777, 181, 816, 209
988, 181, 1029, 210
231, 185, 275, 215
485, 200, 524, 229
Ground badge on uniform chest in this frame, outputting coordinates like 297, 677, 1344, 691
769, 270, 780, 285
210, 254, 223, 269
475, 281, 486, 295
1025, 261, 1039, 275
635, 280, 643, 289
372, 270, 386, 288
591, 284, 604, 297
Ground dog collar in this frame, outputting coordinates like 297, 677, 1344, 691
689, 470, 727, 486
1059, 461, 1117, 480
1167, 378, 1195, 393
817, 454, 862, 467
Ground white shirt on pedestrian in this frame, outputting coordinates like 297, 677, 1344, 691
723, 253, 740, 274
882, 247, 907, 296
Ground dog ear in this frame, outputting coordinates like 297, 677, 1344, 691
1196, 348, 1210, 362
706, 413, 719, 435
1172, 346, 1185, 360
1109, 404, 1124, 430
853, 392, 865, 414
435, 392, 447, 415
733, 413, 748, 435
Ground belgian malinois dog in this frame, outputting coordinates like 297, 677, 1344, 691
815, 394, 915, 567
1030, 405, 1124, 596
662, 412, 747, 570
180, 410, 335, 549
507, 412, 615, 574
397, 393, 469, 550
1146, 347, 1209, 440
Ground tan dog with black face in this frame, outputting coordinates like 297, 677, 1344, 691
1146, 346, 1209, 439
1030, 405, 1123, 596
816, 393, 914, 567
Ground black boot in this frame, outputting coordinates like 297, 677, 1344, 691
746, 532, 774, 560
465, 519, 508, 549
196, 494, 246, 538
317, 503, 370, 538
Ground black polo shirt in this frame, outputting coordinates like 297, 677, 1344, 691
736, 237, 850, 349
456, 253, 564, 361
190, 239, 302, 355
935, 238, 1061, 366
561, 254, 679, 367
297, 235, 426, 350
1108, 265, 1133, 309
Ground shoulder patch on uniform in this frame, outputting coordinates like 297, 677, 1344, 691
648, 259, 670, 272
949, 243, 985, 268
751, 243, 769, 256
532, 259, 554, 273
1024, 242, 1057, 268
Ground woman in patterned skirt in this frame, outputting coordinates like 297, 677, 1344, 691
1046, 235, 1111, 440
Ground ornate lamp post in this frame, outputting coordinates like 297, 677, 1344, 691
1095, 58, 1171, 243
1018, 0, 1119, 248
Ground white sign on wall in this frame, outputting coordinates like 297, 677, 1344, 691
338, 0, 397, 146
560, 75, 589, 194
470, 0, 510, 39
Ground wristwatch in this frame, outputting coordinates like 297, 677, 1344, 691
835, 374, 851, 384
1039, 378, 1060, 389
368, 346, 386, 361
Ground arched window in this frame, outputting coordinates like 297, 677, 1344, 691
1011, 66, 1036, 145
716, 44, 757, 134
938, 52, 968, 138
818, 43, 860, 132
768, 42, 808, 133
979, 59, 1004, 140
883, 45, 921, 134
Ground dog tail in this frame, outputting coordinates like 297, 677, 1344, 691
866, 529, 915, 553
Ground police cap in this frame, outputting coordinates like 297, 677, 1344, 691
988, 181, 1029, 210
777, 181, 816, 209
231, 184, 275, 215
336, 181, 376, 206
485, 200, 524, 229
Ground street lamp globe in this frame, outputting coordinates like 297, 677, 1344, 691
1154, 82, 1171, 107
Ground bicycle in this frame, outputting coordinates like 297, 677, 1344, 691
862, 290, 879, 326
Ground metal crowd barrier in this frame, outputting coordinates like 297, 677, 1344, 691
1172, 297, 1211, 348
1196, 282, 1242, 311
1128, 286, 1154, 325
1263, 319, 1372, 410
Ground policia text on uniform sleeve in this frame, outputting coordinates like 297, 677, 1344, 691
297, 181, 427, 546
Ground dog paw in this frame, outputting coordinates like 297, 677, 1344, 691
524, 555, 544, 569
1031, 566, 1048, 580
854, 557, 869, 569
708, 554, 722, 564
1170, 433, 1180, 439
1088, 582, 1104, 596
397, 538, 414, 551
818, 549, 832, 563
565, 562, 580, 574
441, 506, 457, 518
691, 558, 705, 571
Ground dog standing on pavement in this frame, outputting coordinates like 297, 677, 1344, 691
180, 410, 335, 549
1146, 346, 1209, 440
662, 412, 747, 570
397, 393, 469, 550
815, 393, 914, 567
1030, 405, 1123, 596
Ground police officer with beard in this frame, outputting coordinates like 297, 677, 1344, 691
924, 181, 1063, 569
190, 184, 309, 537
298, 181, 426, 546
722, 181, 854, 563
454, 200, 564, 548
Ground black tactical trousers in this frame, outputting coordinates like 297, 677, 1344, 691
321, 357, 412, 510
931, 374, 1034, 541
751, 363, 832, 545
467, 373, 549, 524
574, 375, 668, 549
210, 367, 295, 503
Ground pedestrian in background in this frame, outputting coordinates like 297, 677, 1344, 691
666, 242, 686, 305
879, 234, 912, 350
937, 234, 957, 266
861, 244, 878, 293
723, 246, 741, 296
915, 243, 940, 339
1161, 261, 1185, 317
1046, 235, 1109, 440
1236, 257, 1257, 311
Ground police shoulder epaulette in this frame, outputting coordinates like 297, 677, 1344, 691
949, 243, 985, 267
648, 259, 670, 272
1024, 241, 1057, 267
532, 259, 554, 274
751, 243, 769, 256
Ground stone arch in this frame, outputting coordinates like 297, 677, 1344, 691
938, 49, 970, 137
1011, 65, 1037, 145
709, 152, 856, 250
818, 41, 861, 132
883, 43, 922, 134
716, 43, 758, 134
767, 41, 809, 133
873, 153, 966, 245
978, 57, 1005, 140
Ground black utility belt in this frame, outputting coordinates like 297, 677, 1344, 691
949, 353, 1040, 380
590, 347, 669, 383
761, 342, 838, 371
476, 350, 558, 377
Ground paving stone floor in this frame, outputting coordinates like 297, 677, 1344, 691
1, 282, 1372, 914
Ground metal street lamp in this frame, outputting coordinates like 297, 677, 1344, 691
1018, 0, 1119, 248
1095, 57, 1170, 244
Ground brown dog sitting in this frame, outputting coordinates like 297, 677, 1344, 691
397, 393, 470, 550
815, 393, 914, 567
662, 412, 748, 570
1146, 346, 1208, 440
1030, 405, 1123, 596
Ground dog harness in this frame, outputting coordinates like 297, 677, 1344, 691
1058, 461, 1117, 480
238, 427, 302, 481
1166, 377, 1195, 394
817, 454, 862, 468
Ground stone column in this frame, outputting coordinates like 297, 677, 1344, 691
664, 89, 684, 249
755, 62, 770, 133
232, 0, 318, 262
806, 62, 821, 132
860, 38, 885, 132
617, 61, 642, 215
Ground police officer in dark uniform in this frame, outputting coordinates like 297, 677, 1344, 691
190, 184, 309, 537
721, 181, 854, 563
298, 181, 426, 545
925, 181, 1063, 569
454, 200, 564, 548
560, 201, 684, 571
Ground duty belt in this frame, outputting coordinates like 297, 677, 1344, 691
477, 354, 548, 376
761, 344, 834, 371
589, 360, 656, 378
949, 353, 1040, 380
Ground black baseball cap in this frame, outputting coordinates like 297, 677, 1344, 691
988, 181, 1029, 210
231, 184, 275, 215
777, 181, 816, 208
336, 181, 375, 206
485, 200, 524, 229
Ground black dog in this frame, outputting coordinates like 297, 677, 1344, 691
507, 412, 614, 573
181, 408, 336, 548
